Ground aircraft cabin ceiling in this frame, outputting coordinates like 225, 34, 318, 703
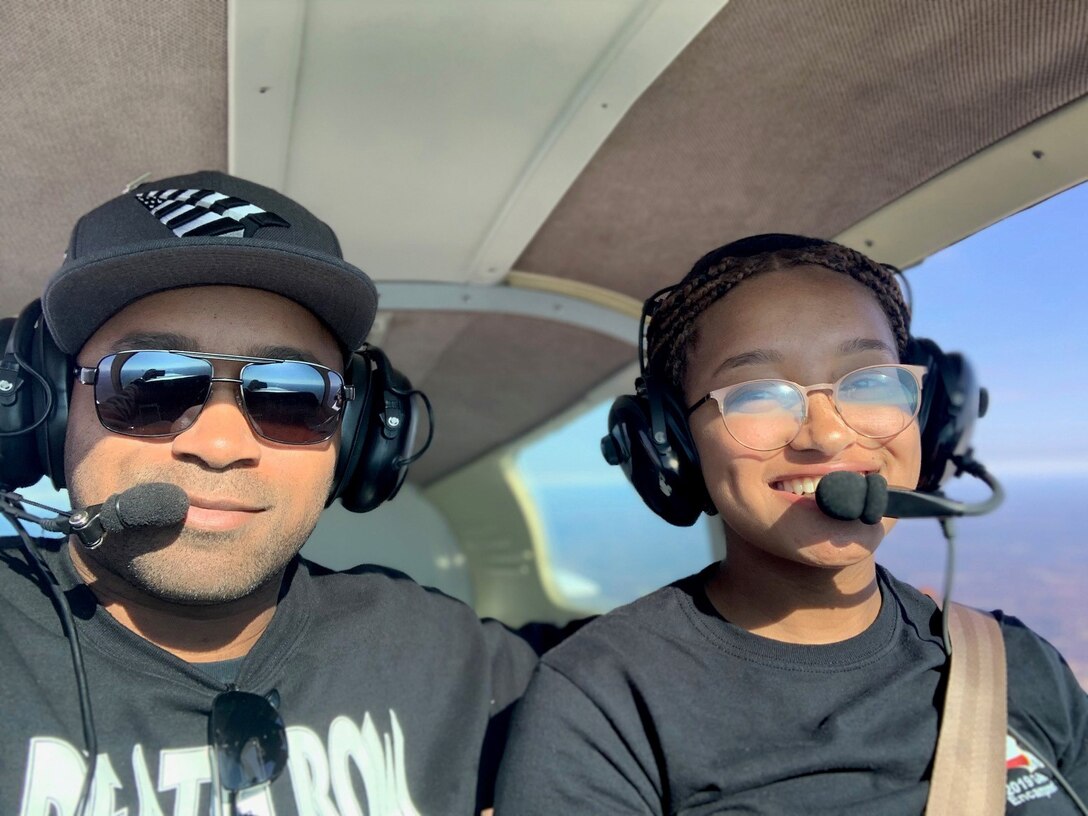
3, 1, 1088, 485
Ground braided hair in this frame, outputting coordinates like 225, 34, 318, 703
645, 234, 912, 394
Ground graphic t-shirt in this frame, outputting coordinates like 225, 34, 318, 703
496, 565, 1088, 815
0, 536, 539, 815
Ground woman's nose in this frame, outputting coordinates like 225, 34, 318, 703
789, 391, 855, 455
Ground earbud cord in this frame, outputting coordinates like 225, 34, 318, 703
0, 499, 97, 816
391, 388, 434, 467
938, 516, 956, 658
0, 340, 55, 437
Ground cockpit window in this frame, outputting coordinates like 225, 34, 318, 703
0, 480, 69, 538
882, 180, 1088, 686
515, 402, 714, 613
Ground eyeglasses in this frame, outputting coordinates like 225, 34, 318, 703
209, 688, 288, 811
688, 364, 926, 451
75, 350, 356, 445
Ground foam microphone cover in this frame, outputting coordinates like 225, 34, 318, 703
814, 471, 866, 520
100, 483, 189, 532
860, 473, 888, 525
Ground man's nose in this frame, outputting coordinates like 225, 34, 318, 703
170, 384, 262, 469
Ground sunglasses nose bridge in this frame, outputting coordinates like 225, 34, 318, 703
179, 358, 246, 416
203, 376, 247, 409
172, 378, 264, 463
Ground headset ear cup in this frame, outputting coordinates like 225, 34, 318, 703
332, 347, 419, 513
327, 352, 373, 507
905, 337, 981, 492
657, 386, 715, 517
0, 304, 49, 490
603, 386, 711, 527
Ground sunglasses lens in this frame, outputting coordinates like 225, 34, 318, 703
721, 381, 805, 450
837, 366, 920, 438
241, 362, 346, 444
209, 690, 288, 792
94, 351, 211, 436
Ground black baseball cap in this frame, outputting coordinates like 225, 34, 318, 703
42, 170, 378, 354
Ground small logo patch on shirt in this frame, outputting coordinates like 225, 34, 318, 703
1006, 734, 1060, 808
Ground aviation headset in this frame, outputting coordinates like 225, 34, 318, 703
601, 234, 987, 527
0, 299, 429, 512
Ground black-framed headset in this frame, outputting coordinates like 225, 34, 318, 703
600, 234, 988, 527
0, 299, 432, 512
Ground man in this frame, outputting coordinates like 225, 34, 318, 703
0, 171, 538, 814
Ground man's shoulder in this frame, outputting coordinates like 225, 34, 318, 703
0, 535, 63, 591
296, 556, 487, 628
0, 535, 72, 641
300, 555, 463, 599
0, 536, 31, 602
993, 609, 1083, 691
295, 556, 539, 677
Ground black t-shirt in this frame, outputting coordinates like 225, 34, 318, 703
0, 536, 539, 814
496, 564, 1088, 814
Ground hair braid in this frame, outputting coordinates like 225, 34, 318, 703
646, 237, 911, 393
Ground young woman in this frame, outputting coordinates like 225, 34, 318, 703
495, 235, 1087, 814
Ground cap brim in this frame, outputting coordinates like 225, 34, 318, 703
43, 238, 378, 355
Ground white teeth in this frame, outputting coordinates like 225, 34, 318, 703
774, 475, 823, 495
772, 472, 875, 495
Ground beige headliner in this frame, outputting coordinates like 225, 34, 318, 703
3, 1, 1087, 485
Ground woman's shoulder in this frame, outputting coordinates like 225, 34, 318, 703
878, 564, 1084, 702
993, 610, 1084, 696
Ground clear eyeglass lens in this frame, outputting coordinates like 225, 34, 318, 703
721, 380, 805, 451
718, 366, 920, 450
836, 366, 919, 438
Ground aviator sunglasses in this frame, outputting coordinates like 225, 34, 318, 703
75, 350, 356, 445
209, 687, 288, 811
688, 364, 927, 451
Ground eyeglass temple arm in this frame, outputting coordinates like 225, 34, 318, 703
686, 393, 713, 417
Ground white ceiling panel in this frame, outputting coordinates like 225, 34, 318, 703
229, 0, 725, 284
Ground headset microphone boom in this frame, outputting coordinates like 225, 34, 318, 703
814, 457, 1005, 523
0, 482, 189, 549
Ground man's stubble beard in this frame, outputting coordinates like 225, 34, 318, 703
66, 465, 332, 606
104, 516, 319, 605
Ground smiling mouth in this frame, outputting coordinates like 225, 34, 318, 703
770, 473, 874, 496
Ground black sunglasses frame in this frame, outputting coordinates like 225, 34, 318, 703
74, 349, 356, 445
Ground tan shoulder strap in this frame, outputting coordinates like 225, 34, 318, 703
925, 602, 1008, 815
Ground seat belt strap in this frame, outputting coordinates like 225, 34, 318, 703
925, 602, 1008, 815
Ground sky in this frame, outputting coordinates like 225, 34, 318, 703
904, 181, 1088, 473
